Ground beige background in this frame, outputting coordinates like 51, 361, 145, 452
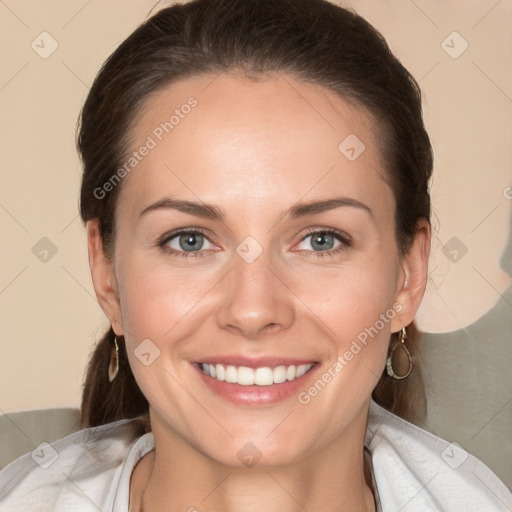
1, 0, 511, 486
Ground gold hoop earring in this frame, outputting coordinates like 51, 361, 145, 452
108, 336, 119, 382
386, 327, 412, 380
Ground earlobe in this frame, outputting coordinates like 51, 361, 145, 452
86, 220, 124, 336
391, 219, 431, 332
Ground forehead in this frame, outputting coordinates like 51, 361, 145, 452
117, 73, 393, 221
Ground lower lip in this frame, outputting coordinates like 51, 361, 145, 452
193, 363, 319, 406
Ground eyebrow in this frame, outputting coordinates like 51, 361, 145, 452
138, 196, 373, 221
139, 198, 224, 220
288, 197, 373, 219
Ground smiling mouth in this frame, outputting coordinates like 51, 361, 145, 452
199, 362, 315, 386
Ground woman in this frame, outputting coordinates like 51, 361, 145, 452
0, 0, 510, 510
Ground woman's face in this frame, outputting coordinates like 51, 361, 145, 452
90, 73, 429, 466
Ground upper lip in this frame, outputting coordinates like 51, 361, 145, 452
196, 356, 317, 369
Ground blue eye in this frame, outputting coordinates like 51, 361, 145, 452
296, 230, 351, 257
303, 232, 337, 251
175, 232, 206, 251
159, 230, 215, 258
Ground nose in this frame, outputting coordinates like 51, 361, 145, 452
215, 251, 295, 340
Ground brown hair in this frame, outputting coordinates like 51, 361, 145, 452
79, 0, 432, 428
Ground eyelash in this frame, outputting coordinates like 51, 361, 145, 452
157, 228, 352, 259
157, 228, 211, 259
298, 228, 352, 258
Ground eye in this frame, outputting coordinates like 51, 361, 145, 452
158, 229, 216, 258
295, 229, 351, 257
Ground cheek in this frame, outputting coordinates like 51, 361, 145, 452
115, 258, 202, 407
116, 253, 215, 340
288, 252, 401, 342
114, 254, 225, 395
287, 252, 401, 410
290, 262, 400, 434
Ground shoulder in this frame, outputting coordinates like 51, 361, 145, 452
0, 418, 145, 512
366, 400, 512, 511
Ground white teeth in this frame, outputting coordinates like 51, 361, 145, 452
225, 365, 237, 383
255, 367, 273, 386
238, 366, 255, 385
215, 364, 225, 381
273, 365, 287, 384
200, 362, 313, 386
296, 364, 309, 378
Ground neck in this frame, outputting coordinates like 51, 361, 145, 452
130, 407, 376, 512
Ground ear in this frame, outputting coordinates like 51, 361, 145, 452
86, 220, 124, 336
390, 218, 431, 332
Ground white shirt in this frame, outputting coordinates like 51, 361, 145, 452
0, 400, 510, 511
